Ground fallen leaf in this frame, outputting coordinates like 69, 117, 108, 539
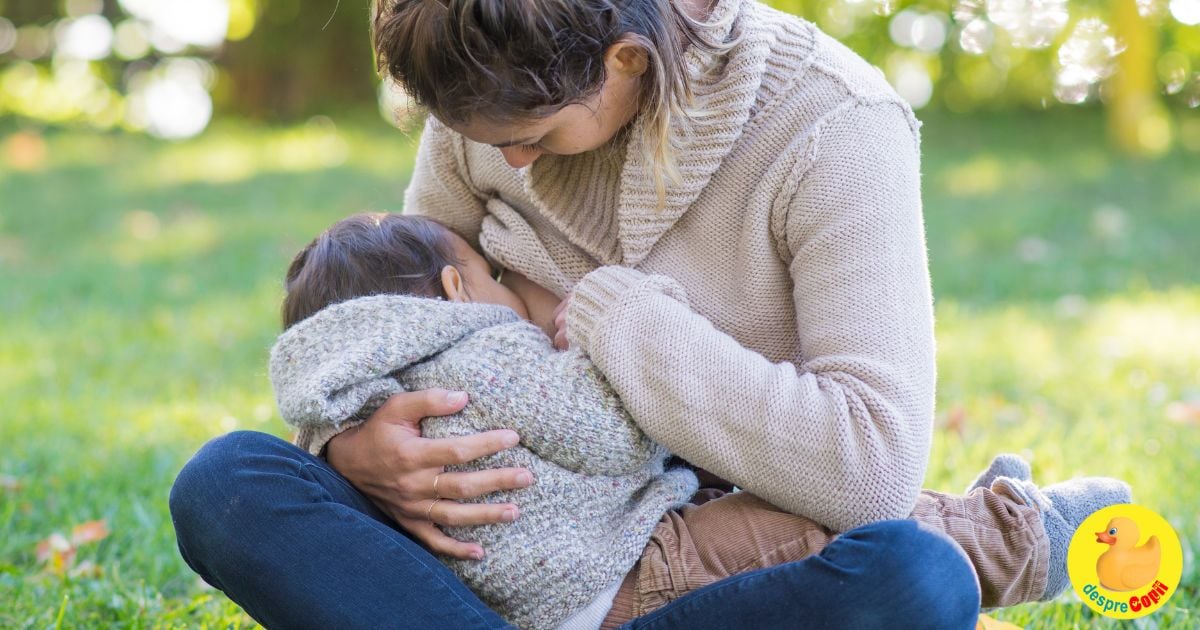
1166, 401, 1200, 426
35, 533, 75, 576
71, 520, 110, 545
977, 613, 1023, 629
35, 519, 109, 577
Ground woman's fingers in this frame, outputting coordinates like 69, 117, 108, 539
413, 429, 521, 468
426, 499, 521, 528
373, 388, 470, 429
432, 468, 535, 499
401, 518, 485, 560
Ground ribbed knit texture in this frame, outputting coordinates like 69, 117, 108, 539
404, 0, 933, 533
269, 295, 697, 630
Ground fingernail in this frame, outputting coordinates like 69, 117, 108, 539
470, 548, 484, 560
446, 391, 467, 405
502, 431, 520, 447
502, 509, 517, 522
516, 472, 533, 486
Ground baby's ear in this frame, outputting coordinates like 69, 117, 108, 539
440, 265, 468, 302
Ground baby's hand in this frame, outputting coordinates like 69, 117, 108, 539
552, 293, 572, 350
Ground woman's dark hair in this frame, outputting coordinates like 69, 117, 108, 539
371, 0, 734, 203
282, 213, 461, 329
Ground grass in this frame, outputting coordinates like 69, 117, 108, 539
1, 109, 1197, 628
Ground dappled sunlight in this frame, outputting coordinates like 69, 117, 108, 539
111, 209, 219, 265
931, 290, 1200, 503
122, 120, 350, 186
107, 118, 418, 189
940, 154, 1005, 197
1, 119, 418, 192
1081, 291, 1200, 367
938, 289, 1200, 396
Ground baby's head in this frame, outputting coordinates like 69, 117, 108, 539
282, 212, 528, 329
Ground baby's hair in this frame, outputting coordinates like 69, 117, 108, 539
282, 213, 462, 329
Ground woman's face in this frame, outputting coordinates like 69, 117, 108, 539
445, 42, 645, 169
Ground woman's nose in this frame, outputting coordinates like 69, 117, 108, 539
499, 146, 543, 168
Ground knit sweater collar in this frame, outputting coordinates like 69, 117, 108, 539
519, 0, 765, 267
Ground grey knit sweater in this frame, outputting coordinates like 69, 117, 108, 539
269, 294, 698, 630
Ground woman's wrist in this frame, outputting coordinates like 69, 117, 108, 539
566, 266, 689, 352
565, 266, 648, 351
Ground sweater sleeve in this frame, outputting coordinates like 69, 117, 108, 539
564, 100, 934, 532
403, 117, 487, 246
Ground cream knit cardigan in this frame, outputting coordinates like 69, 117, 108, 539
399, 0, 934, 532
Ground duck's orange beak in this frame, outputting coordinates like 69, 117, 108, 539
1096, 532, 1117, 545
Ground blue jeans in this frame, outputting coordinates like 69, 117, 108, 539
170, 431, 979, 629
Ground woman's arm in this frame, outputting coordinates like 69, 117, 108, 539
563, 101, 934, 532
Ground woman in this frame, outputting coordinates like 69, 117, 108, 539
170, 0, 992, 626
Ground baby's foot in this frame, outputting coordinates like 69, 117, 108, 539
966, 453, 1032, 493
992, 475, 1132, 601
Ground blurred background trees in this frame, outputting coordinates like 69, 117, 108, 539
1, 0, 1199, 154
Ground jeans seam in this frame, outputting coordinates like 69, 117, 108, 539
299, 461, 360, 496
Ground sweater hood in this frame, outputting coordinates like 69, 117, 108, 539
269, 294, 520, 431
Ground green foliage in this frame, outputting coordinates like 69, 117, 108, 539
0, 111, 1197, 627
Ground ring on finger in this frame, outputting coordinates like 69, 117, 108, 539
425, 498, 443, 523
432, 472, 444, 499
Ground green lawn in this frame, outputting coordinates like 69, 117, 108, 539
1, 110, 1197, 628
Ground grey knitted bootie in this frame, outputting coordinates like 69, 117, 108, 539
991, 475, 1132, 601
966, 453, 1032, 493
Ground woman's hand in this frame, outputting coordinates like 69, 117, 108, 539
325, 389, 534, 560
552, 293, 572, 350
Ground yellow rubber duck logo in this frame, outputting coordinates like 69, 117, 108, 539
1094, 516, 1160, 591
1068, 504, 1183, 619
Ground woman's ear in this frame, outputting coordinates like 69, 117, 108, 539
605, 36, 649, 78
440, 265, 468, 302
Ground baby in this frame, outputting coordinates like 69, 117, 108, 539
269, 212, 1130, 630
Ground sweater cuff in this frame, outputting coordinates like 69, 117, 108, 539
294, 419, 365, 458
566, 266, 688, 354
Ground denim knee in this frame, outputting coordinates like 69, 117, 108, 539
169, 432, 298, 565
852, 520, 981, 629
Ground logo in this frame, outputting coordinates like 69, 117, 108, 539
1067, 504, 1183, 619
